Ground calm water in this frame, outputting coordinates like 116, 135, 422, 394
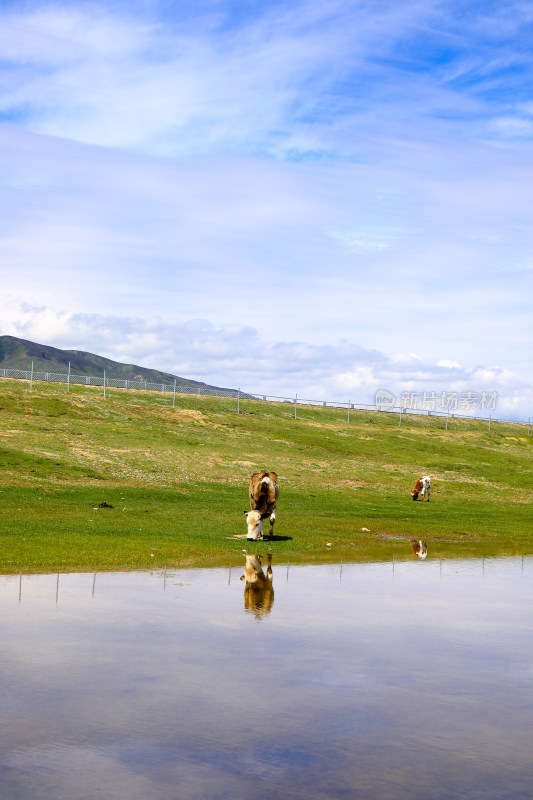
1, 555, 532, 800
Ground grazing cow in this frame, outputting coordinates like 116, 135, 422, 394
411, 475, 431, 501
244, 470, 280, 540
240, 553, 274, 617
411, 539, 428, 559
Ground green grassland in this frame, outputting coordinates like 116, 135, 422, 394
0, 378, 531, 572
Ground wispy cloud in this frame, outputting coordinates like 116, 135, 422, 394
2, 1, 533, 157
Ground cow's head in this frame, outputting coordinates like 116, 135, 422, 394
411, 490, 419, 501
240, 553, 263, 582
244, 509, 264, 540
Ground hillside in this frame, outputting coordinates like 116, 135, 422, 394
0, 376, 531, 572
0, 334, 237, 394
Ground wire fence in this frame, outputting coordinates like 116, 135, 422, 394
0, 364, 531, 435
0, 365, 240, 397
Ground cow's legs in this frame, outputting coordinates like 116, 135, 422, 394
267, 511, 276, 537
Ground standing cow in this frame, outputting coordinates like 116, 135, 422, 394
411, 475, 431, 501
244, 470, 280, 540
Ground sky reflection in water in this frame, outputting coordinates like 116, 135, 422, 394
1, 555, 532, 800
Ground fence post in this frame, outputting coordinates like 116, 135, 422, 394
488, 414, 491, 434
398, 406, 402, 427
348, 400, 350, 424
67, 361, 71, 392
446, 412, 449, 431
104, 370, 106, 399
237, 388, 240, 414
528, 417, 530, 436
173, 378, 176, 408
30, 361, 33, 392
294, 393, 297, 419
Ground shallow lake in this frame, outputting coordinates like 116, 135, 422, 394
1, 554, 533, 799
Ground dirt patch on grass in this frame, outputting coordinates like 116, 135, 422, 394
156, 407, 208, 424
71, 447, 113, 464
432, 470, 501, 487
170, 409, 207, 423
301, 420, 350, 431
493, 494, 533, 504
337, 478, 366, 489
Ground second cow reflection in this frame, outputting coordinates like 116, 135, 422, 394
411, 539, 428, 559
240, 553, 274, 618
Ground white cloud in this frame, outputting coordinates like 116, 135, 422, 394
2, 303, 531, 420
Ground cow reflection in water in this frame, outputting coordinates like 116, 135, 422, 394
240, 553, 274, 618
411, 539, 428, 559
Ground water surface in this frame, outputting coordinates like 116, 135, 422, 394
1, 555, 532, 799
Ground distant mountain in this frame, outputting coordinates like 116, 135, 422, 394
0, 335, 239, 394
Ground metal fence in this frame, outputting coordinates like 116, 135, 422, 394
0, 365, 531, 434
0, 366, 240, 397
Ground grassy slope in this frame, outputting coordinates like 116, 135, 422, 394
0, 378, 532, 572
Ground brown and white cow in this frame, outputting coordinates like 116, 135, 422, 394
410, 539, 428, 559
240, 552, 274, 617
244, 470, 280, 540
411, 475, 431, 501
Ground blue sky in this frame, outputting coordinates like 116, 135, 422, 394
0, 0, 532, 418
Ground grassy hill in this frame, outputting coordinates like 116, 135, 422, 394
0, 334, 237, 393
0, 376, 532, 572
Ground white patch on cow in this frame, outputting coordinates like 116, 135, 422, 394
245, 510, 264, 540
